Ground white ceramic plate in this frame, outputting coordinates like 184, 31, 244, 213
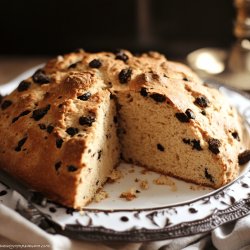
0, 69, 250, 242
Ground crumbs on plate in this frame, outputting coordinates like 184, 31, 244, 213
134, 178, 149, 190
107, 169, 123, 183
120, 188, 138, 201
94, 189, 109, 203
153, 175, 177, 191
139, 180, 149, 190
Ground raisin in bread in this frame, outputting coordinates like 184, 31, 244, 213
0, 49, 247, 209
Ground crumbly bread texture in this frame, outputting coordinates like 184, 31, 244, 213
0, 49, 247, 209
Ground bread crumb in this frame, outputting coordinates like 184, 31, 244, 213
107, 169, 123, 183
153, 175, 177, 191
120, 188, 137, 201
140, 180, 149, 190
94, 189, 109, 203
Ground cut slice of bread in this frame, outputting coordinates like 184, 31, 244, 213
0, 50, 247, 208
117, 78, 243, 188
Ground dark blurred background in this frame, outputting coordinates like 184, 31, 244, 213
0, 0, 235, 59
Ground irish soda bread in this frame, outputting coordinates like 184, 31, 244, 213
0, 50, 247, 209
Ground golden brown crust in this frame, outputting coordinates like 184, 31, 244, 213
0, 49, 246, 207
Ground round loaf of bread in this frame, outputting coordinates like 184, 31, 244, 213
0, 50, 247, 208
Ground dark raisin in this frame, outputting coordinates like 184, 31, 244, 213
55, 161, 62, 171
12, 110, 30, 123
113, 116, 118, 123
32, 69, 50, 84
157, 143, 165, 151
183, 77, 189, 81
39, 124, 46, 130
183, 138, 191, 144
191, 139, 202, 151
115, 50, 129, 62
68, 63, 77, 69
68, 165, 78, 172
0, 190, 7, 196
15, 137, 28, 152
68, 61, 80, 69
1, 100, 12, 110
56, 138, 63, 149
205, 168, 214, 183
208, 138, 221, 155
77, 92, 91, 101
175, 109, 195, 123
12, 117, 21, 123
17, 80, 31, 92
140, 87, 148, 97
175, 113, 189, 123
31, 105, 51, 121
232, 131, 240, 141
183, 138, 202, 150
89, 59, 102, 68
194, 96, 209, 108
118, 68, 132, 84
201, 110, 206, 116
97, 150, 102, 160
79, 116, 95, 126
238, 150, 250, 165
13, 117, 19, 123
107, 82, 113, 87
185, 109, 195, 119
66, 127, 79, 136
46, 125, 54, 134
19, 110, 30, 117
110, 93, 116, 99
150, 93, 166, 102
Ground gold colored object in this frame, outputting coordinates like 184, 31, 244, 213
234, 0, 250, 38
187, 0, 250, 90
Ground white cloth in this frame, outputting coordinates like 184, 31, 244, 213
1, 204, 250, 250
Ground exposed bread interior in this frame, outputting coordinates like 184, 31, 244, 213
0, 49, 248, 208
